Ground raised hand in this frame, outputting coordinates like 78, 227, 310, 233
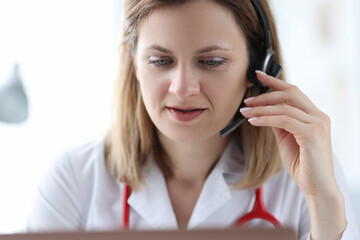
240, 70, 346, 239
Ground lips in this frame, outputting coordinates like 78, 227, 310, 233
167, 106, 206, 122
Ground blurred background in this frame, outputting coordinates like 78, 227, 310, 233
0, 0, 359, 233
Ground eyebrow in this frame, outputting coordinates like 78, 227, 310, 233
146, 45, 231, 54
196, 45, 231, 54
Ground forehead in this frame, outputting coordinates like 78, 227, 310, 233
136, 0, 247, 53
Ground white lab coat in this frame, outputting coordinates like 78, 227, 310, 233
26, 137, 359, 239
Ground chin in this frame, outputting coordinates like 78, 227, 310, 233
158, 124, 222, 143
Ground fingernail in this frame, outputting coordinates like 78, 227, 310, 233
239, 107, 252, 113
248, 117, 258, 122
244, 97, 255, 104
255, 70, 267, 76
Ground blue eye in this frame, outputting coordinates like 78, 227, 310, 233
148, 57, 173, 67
200, 58, 226, 68
205, 60, 220, 66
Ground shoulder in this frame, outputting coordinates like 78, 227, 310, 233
51, 137, 106, 176
43, 137, 111, 198
64, 137, 105, 165
27, 137, 118, 231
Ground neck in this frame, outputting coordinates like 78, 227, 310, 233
158, 131, 229, 185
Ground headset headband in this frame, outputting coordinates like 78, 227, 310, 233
250, 0, 271, 49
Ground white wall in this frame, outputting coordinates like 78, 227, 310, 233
0, 0, 359, 233
0, 0, 116, 232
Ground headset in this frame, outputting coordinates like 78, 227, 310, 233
219, 0, 282, 138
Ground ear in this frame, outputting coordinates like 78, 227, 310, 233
246, 80, 254, 88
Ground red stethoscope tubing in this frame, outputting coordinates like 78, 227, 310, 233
235, 187, 281, 227
121, 184, 281, 229
122, 184, 131, 229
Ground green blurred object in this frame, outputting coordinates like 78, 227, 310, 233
0, 63, 29, 123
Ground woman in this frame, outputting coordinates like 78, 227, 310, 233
27, 0, 359, 239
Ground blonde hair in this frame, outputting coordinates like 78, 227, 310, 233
105, 0, 283, 191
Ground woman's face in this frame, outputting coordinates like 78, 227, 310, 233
134, 0, 252, 142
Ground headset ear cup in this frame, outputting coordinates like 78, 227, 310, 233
247, 66, 256, 85
247, 53, 266, 88
267, 61, 282, 78
247, 51, 282, 87
247, 68, 265, 88
263, 51, 277, 74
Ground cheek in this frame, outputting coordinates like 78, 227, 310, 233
137, 67, 168, 111
206, 72, 248, 112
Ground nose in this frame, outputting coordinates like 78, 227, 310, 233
168, 63, 200, 98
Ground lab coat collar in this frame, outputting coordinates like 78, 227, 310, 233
216, 134, 246, 176
187, 135, 246, 229
128, 134, 246, 229
128, 158, 178, 229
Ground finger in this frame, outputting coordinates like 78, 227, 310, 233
254, 71, 317, 110
240, 105, 313, 124
255, 70, 291, 91
244, 88, 317, 115
247, 115, 308, 136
